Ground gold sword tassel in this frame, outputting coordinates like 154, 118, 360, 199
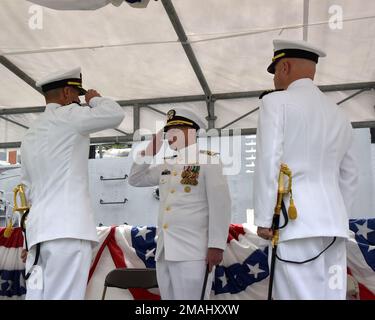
271, 164, 298, 247
279, 164, 298, 220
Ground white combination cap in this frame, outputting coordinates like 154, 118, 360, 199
36, 66, 87, 95
164, 107, 207, 132
267, 39, 326, 74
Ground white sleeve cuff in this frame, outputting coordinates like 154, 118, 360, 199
254, 216, 273, 228
208, 239, 227, 251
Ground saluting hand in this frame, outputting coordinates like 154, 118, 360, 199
142, 129, 164, 157
85, 89, 101, 104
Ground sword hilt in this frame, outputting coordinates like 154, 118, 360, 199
4, 184, 30, 238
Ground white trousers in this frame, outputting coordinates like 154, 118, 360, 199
272, 237, 347, 300
156, 254, 214, 300
25, 238, 92, 300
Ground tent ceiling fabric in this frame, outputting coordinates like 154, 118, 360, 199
8, 45, 204, 101
0, 64, 44, 107
1, 0, 375, 144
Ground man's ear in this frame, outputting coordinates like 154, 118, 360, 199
283, 60, 291, 75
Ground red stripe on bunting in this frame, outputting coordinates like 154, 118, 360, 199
347, 268, 375, 300
227, 224, 246, 243
0, 227, 24, 248
358, 282, 375, 300
88, 226, 160, 300
88, 227, 114, 282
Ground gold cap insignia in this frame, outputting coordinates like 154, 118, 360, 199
167, 109, 176, 120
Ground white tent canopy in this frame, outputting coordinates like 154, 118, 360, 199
0, 0, 375, 148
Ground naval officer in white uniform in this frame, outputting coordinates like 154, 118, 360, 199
254, 39, 359, 299
129, 108, 232, 300
20, 67, 125, 299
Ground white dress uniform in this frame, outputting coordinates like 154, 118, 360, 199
254, 40, 359, 300
20, 67, 125, 299
129, 109, 232, 300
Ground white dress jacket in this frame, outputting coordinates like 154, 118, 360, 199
21, 97, 125, 248
129, 144, 232, 261
254, 78, 359, 242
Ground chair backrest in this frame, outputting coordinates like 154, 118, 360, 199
104, 268, 158, 289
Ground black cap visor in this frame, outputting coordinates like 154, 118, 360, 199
163, 116, 200, 133
267, 49, 319, 74
41, 78, 87, 96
